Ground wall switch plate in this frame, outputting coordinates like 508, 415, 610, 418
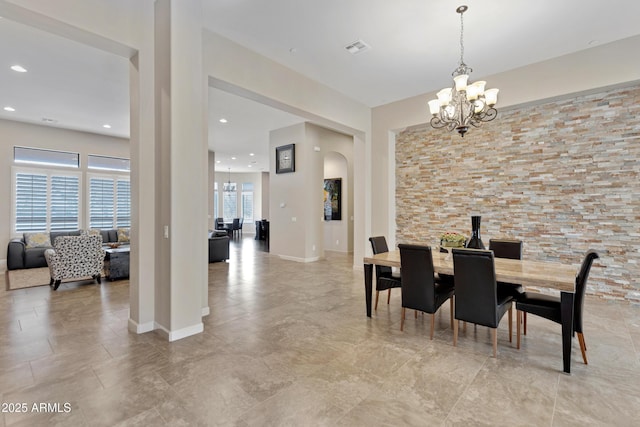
164, 225, 169, 239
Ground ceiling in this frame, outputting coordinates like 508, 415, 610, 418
2, 1, 640, 172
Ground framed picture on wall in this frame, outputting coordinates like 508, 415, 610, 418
324, 178, 342, 220
275, 144, 295, 174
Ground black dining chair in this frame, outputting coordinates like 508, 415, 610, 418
516, 250, 599, 365
369, 236, 402, 310
214, 217, 224, 230
399, 244, 454, 339
231, 218, 241, 238
452, 248, 514, 357
489, 239, 527, 327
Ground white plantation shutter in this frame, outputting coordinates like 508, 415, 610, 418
241, 182, 254, 221
50, 175, 79, 231
116, 179, 131, 227
223, 182, 237, 219
89, 177, 115, 229
15, 172, 48, 232
14, 170, 81, 233
89, 175, 130, 228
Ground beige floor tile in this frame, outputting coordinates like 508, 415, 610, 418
0, 235, 639, 425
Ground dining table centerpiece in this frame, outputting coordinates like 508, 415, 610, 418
440, 232, 467, 248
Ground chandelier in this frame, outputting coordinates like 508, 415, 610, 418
428, 5, 499, 137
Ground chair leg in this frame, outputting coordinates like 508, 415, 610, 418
492, 328, 498, 358
49, 278, 54, 287
375, 291, 380, 310
516, 310, 521, 350
400, 307, 406, 331
524, 311, 527, 335
577, 332, 588, 365
96, 274, 101, 284
430, 313, 435, 340
449, 298, 454, 330
508, 305, 513, 343
415, 310, 418, 319
387, 289, 391, 304
53, 280, 61, 290
453, 319, 458, 347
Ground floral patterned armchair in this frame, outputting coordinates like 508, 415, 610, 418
44, 235, 105, 290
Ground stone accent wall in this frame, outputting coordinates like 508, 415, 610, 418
396, 83, 640, 302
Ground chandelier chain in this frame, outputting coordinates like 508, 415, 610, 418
459, 9, 464, 66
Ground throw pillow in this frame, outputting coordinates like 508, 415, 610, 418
24, 232, 52, 249
84, 228, 101, 236
117, 228, 130, 243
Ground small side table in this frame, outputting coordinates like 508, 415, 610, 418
104, 247, 130, 280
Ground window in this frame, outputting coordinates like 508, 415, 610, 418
14, 147, 79, 168
222, 182, 236, 219
241, 183, 254, 222
213, 182, 218, 219
13, 168, 81, 233
89, 175, 130, 228
87, 155, 130, 172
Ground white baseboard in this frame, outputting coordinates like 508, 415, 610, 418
167, 322, 204, 342
128, 318, 155, 334
201, 306, 210, 316
278, 255, 321, 263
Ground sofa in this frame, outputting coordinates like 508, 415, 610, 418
209, 230, 230, 263
7, 229, 126, 271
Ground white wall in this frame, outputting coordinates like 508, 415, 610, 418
268, 123, 354, 261
0, 118, 129, 269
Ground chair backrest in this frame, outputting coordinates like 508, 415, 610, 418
232, 218, 240, 229
215, 218, 224, 229
574, 250, 599, 333
489, 239, 523, 260
49, 235, 104, 278
398, 244, 436, 312
369, 236, 392, 277
452, 248, 500, 328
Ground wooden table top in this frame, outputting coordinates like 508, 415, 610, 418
364, 249, 577, 292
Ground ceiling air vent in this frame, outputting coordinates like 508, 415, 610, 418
344, 39, 371, 55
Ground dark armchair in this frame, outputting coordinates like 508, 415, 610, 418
452, 248, 514, 357
516, 250, 599, 365
398, 244, 454, 338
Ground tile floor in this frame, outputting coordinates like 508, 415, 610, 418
1, 236, 639, 426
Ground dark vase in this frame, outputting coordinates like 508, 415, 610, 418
466, 215, 485, 249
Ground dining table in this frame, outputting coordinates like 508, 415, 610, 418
363, 249, 579, 374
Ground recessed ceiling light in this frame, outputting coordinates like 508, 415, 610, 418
4, 106, 15, 112
11, 65, 27, 73
248, 165, 252, 168
216, 160, 221, 164
249, 153, 255, 156
103, 124, 112, 129
219, 118, 227, 123
231, 156, 236, 160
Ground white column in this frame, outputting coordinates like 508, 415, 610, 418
154, 0, 207, 340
